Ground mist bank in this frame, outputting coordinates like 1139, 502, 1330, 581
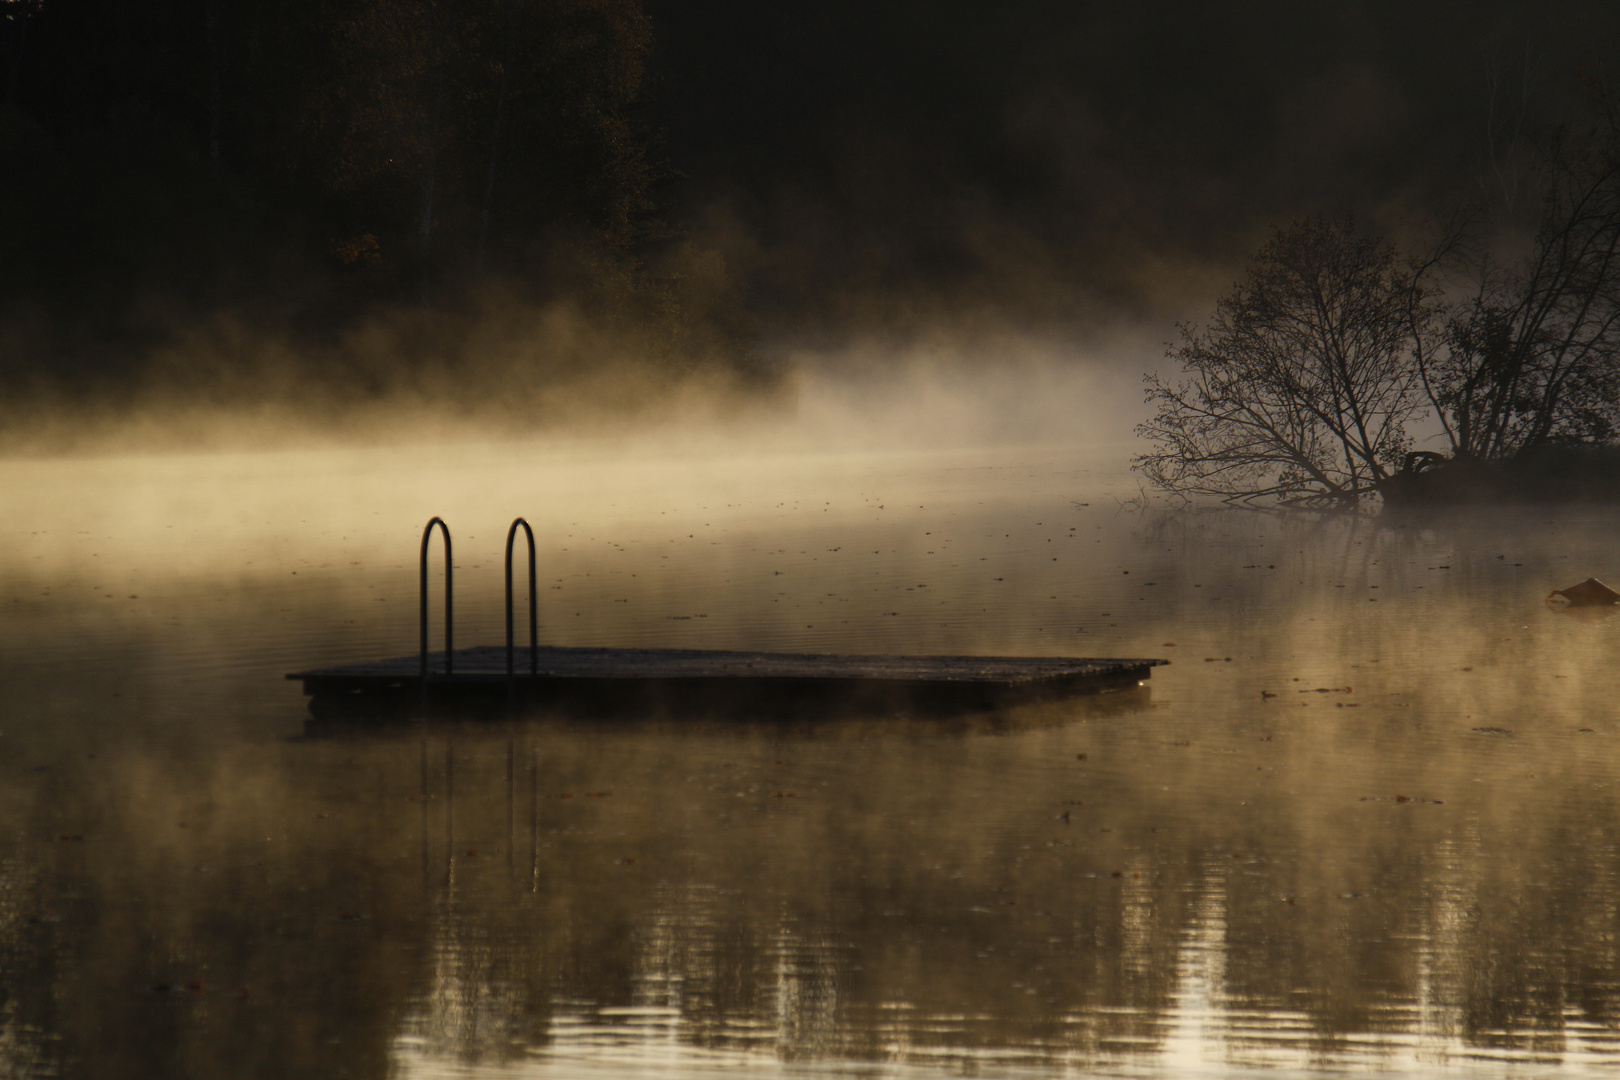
0, 319, 1154, 460
0, 274, 777, 456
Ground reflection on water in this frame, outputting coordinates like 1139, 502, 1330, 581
2, 442, 1619, 1078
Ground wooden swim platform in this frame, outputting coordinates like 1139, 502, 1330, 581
290, 644, 1167, 718
288, 518, 1167, 719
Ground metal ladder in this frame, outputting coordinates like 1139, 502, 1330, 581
417, 516, 538, 709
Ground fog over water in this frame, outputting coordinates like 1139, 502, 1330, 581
2, 391, 1618, 1078
8, 1, 1620, 1072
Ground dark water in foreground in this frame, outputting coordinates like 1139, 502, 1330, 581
3, 443, 1620, 1078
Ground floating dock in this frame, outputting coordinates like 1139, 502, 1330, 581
289, 644, 1168, 719
288, 517, 1167, 720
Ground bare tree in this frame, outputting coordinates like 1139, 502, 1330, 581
1424, 102, 1620, 459
1135, 217, 1438, 507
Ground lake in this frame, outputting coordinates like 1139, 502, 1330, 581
3, 439, 1618, 1078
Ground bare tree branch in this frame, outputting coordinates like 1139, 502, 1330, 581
1135, 217, 1435, 507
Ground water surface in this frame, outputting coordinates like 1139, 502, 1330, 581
3, 442, 1619, 1078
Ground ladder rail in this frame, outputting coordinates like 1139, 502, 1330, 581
419, 517, 453, 698
505, 517, 538, 685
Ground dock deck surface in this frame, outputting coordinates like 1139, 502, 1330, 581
289, 646, 1167, 719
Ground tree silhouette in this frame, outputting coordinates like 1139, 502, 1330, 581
1424, 99, 1620, 459
1136, 217, 1437, 506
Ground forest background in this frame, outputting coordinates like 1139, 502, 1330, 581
3, 1, 1620, 457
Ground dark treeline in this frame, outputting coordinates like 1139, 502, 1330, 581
647, 0, 1620, 330
0, 0, 756, 425
8, 0, 1620, 438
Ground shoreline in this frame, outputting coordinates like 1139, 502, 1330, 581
1378, 446, 1620, 506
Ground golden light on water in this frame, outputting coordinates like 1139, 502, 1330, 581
2, 419, 1618, 1078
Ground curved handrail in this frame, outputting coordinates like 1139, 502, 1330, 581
420, 517, 453, 690
505, 517, 537, 683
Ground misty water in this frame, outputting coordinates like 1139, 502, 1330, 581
4, 438, 1620, 1079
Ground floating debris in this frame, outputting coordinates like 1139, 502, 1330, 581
1359, 795, 1444, 805
1547, 577, 1620, 607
